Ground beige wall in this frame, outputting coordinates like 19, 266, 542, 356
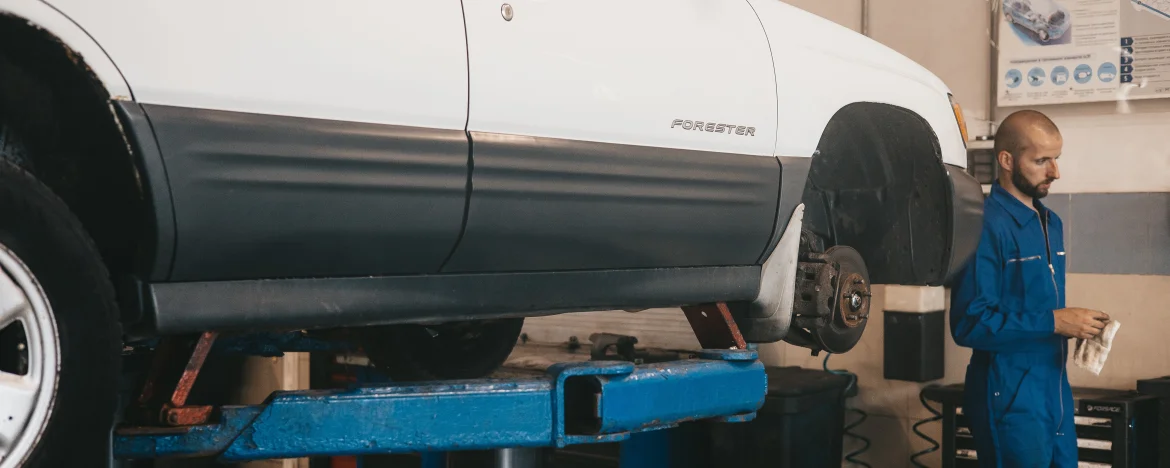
238, 354, 312, 468
1010, 101, 1170, 193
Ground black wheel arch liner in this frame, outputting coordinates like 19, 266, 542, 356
794, 102, 983, 287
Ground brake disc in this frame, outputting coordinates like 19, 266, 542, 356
809, 245, 871, 353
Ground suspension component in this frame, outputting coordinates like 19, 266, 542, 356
784, 245, 871, 354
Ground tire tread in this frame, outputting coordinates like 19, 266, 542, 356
0, 158, 121, 467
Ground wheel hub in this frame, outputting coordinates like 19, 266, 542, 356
838, 272, 870, 328
786, 245, 871, 354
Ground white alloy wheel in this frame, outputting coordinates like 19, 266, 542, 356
0, 242, 59, 468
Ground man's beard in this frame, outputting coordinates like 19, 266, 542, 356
1011, 162, 1053, 199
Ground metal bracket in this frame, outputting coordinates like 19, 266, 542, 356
133, 331, 219, 427
681, 302, 747, 350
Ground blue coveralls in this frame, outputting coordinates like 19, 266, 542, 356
949, 182, 1077, 467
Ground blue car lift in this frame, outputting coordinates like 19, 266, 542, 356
113, 303, 767, 466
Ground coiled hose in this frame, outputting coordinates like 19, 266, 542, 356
911, 385, 943, 468
823, 353, 871, 468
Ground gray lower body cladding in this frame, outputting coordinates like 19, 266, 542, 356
115, 99, 983, 335
146, 266, 760, 334
112, 102, 178, 282
944, 163, 985, 282
441, 132, 782, 272
140, 104, 471, 282
754, 156, 812, 264
128, 104, 782, 281
118, 103, 784, 333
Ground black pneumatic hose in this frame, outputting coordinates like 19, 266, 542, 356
911, 385, 943, 468
823, 354, 871, 468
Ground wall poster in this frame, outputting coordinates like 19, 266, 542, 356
996, 0, 1170, 106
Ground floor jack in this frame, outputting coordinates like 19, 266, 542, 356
113, 303, 768, 467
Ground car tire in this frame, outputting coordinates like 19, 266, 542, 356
358, 318, 525, 382
0, 159, 121, 467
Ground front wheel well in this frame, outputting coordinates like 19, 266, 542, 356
799, 102, 954, 286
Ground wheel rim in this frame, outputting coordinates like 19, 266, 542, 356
0, 242, 59, 468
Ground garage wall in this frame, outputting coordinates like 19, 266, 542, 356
521, 1, 1170, 466
237, 354, 312, 468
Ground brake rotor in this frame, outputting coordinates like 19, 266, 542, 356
810, 245, 871, 353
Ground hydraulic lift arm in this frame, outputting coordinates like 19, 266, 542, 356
113, 302, 768, 463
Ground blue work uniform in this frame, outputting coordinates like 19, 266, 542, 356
949, 181, 1077, 467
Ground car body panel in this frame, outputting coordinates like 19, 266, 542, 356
40, 0, 470, 131
440, 132, 781, 273
41, 0, 475, 280
945, 164, 986, 282
462, 0, 778, 157
112, 102, 177, 282
456, 0, 784, 273
141, 104, 471, 281
146, 266, 761, 334
747, 0, 967, 168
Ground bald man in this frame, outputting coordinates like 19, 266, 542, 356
949, 110, 1109, 467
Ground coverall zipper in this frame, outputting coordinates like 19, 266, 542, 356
1041, 209, 1065, 436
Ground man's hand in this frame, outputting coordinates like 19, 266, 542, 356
1054, 308, 1110, 339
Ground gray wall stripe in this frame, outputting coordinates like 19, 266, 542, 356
1040, 192, 1170, 276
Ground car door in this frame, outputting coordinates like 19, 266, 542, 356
44, 0, 471, 281
445, 0, 781, 273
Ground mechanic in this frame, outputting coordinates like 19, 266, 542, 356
949, 109, 1110, 467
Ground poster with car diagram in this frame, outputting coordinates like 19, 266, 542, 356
997, 0, 1170, 105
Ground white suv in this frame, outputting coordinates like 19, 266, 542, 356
0, 0, 981, 466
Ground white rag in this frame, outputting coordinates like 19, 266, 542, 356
1073, 319, 1121, 375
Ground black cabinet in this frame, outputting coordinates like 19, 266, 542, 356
923, 384, 1158, 468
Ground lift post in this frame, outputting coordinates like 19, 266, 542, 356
113, 303, 768, 464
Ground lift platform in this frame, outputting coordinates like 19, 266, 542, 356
112, 303, 769, 465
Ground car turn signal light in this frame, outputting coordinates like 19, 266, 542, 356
950, 94, 969, 147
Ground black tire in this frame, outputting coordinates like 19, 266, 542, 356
0, 158, 121, 466
359, 318, 525, 381
0, 125, 33, 172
